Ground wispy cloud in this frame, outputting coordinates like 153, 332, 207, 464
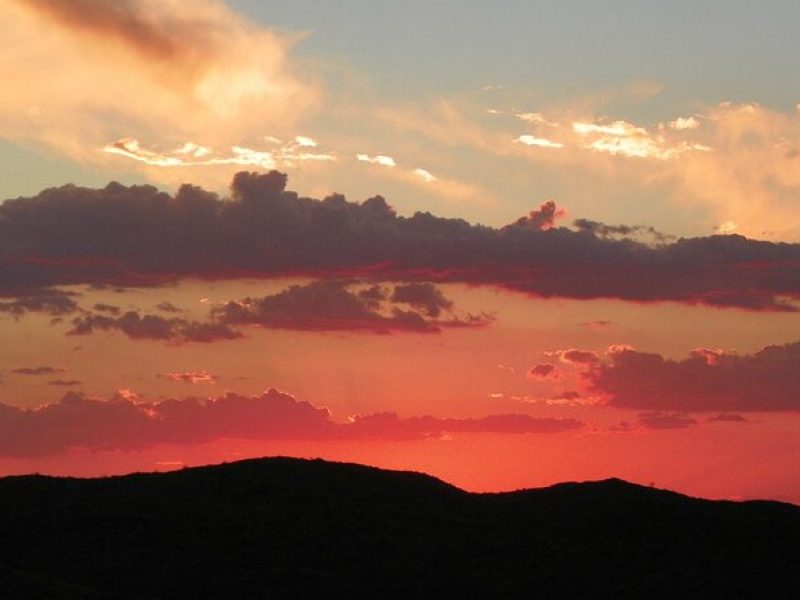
515, 135, 564, 149
104, 137, 335, 169
572, 119, 711, 160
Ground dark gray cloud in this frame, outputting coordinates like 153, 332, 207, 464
390, 282, 453, 318
0, 389, 584, 457
0, 288, 79, 316
588, 341, 800, 412
212, 280, 491, 333
92, 303, 121, 315
62, 280, 488, 341
573, 219, 674, 243
12, 366, 65, 376
47, 379, 82, 386
68, 311, 242, 343
155, 301, 184, 313
527, 364, 560, 380
2, 171, 800, 311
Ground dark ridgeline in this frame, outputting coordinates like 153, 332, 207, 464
0, 457, 797, 599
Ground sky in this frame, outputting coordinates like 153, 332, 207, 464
0, 0, 799, 503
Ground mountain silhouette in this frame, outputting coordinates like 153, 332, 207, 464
1, 457, 798, 598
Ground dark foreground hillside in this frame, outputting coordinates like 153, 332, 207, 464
1, 458, 798, 599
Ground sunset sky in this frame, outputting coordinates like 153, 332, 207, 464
1, 0, 799, 503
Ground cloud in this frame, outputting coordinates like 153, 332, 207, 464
294, 136, 317, 147
357, 154, 397, 167
0, 289, 80, 317
93, 303, 121, 315
68, 311, 242, 343
637, 412, 698, 430
515, 112, 557, 126
0, 0, 318, 166
527, 364, 560, 381
709, 413, 749, 423
155, 302, 184, 313
515, 135, 564, 149
47, 379, 82, 387
674, 102, 800, 240
390, 283, 453, 318
572, 119, 711, 160
689, 348, 725, 366
12, 366, 65, 376
164, 371, 217, 384
572, 219, 674, 243
345, 411, 584, 440
667, 116, 700, 131
211, 280, 491, 334
504, 200, 565, 231
2, 171, 800, 312
0, 389, 584, 457
587, 341, 800, 412
103, 137, 335, 170
413, 168, 437, 183
546, 349, 600, 366
714, 221, 738, 235
355, 155, 487, 205
546, 391, 590, 406
508, 103, 800, 239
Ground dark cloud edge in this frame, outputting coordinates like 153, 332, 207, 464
0, 171, 798, 312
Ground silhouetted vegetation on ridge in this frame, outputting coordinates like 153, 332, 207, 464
0, 457, 798, 598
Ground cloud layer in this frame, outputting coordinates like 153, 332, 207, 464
588, 341, 800, 412
58, 280, 487, 342
212, 280, 491, 333
68, 310, 243, 343
2, 171, 800, 312
0, 389, 583, 457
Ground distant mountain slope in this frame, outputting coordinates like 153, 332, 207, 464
1, 457, 798, 599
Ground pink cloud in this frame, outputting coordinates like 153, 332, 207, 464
0, 389, 584, 457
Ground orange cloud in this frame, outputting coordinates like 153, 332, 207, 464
0, 0, 318, 165
676, 102, 800, 240
507, 101, 800, 239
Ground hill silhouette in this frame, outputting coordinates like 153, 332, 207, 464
1, 457, 798, 598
